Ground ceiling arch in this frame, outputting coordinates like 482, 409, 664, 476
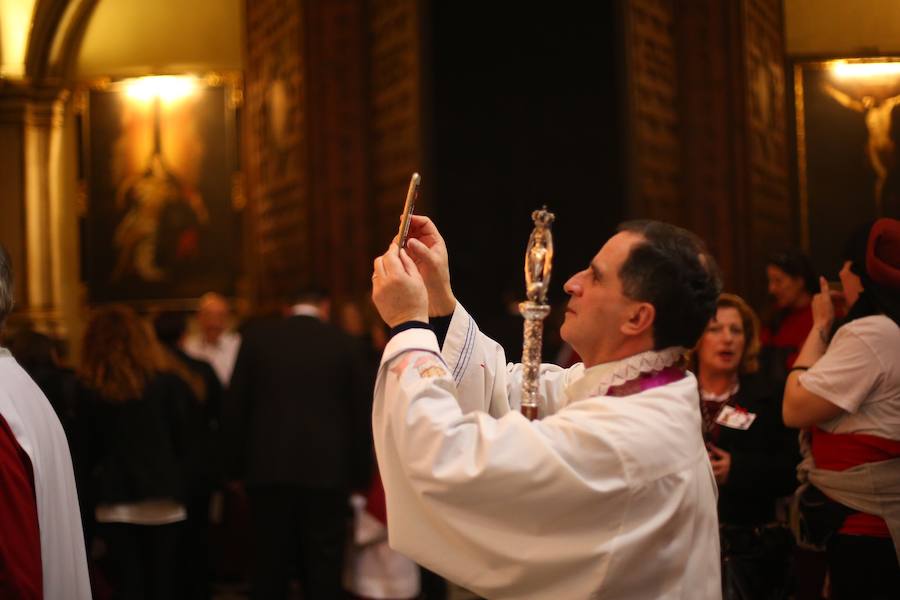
22, 0, 242, 83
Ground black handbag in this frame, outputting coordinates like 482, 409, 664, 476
794, 484, 855, 549
721, 524, 794, 600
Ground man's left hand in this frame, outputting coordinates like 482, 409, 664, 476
708, 445, 731, 485
372, 243, 429, 327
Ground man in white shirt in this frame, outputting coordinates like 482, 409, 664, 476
370, 216, 723, 599
184, 292, 241, 387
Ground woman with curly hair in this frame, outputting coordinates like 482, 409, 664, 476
76, 305, 198, 600
691, 293, 800, 599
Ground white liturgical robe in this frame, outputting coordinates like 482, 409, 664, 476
0, 349, 91, 599
372, 304, 721, 599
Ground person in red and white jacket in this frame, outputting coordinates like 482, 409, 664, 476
784, 218, 900, 600
0, 246, 91, 599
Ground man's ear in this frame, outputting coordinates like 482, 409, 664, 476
621, 302, 655, 337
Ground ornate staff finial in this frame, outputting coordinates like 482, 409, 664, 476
520, 206, 556, 421
524, 206, 555, 304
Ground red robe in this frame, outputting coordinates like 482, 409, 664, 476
0, 414, 42, 599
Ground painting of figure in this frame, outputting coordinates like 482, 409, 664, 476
82, 77, 240, 303
795, 59, 900, 275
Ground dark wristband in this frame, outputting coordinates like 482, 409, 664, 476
788, 365, 810, 374
388, 320, 432, 340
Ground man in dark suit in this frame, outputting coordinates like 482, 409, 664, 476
223, 289, 373, 599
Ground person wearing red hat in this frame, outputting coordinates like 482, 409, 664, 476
783, 218, 900, 599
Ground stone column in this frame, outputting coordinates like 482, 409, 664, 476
0, 82, 75, 338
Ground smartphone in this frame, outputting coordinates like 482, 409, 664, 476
398, 172, 421, 248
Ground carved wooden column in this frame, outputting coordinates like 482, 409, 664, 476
676, 0, 737, 288
367, 0, 427, 244
734, 0, 791, 303
305, 0, 371, 301
621, 0, 682, 224
244, 0, 311, 303
0, 86, 29, 328
243, 0, 427, 306
621, 0, 791, 303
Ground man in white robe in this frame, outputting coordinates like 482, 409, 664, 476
0, 246, 91, 599
370, 217, 723, 599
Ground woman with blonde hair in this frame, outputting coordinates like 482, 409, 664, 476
691, 293, 800, 599
76, 305, 198, 600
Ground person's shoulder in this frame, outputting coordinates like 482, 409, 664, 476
239, 315, 284, 338
314, 319, 363, 349
837, 315, 899, 348
153, 370, 193, 393
177, 349, 208, 371
846, 313, 898, 330
0, 351, 51, 401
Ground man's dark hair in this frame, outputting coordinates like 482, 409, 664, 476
0, 245, 13, 329
617, 220, 722, 349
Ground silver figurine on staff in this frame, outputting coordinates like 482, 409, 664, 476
520, 207, 555, 421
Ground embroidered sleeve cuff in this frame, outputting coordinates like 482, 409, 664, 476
381, 327, 441, 367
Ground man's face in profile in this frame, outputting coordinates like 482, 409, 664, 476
560, 231, 644, 366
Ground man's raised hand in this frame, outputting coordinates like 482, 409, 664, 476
402, 215, 456, 316
371, 243, 429, 327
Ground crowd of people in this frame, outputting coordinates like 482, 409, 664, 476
0, 215, 897, 599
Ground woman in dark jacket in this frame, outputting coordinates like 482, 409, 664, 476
76, 305, 199, 600
691, 293, 801, 599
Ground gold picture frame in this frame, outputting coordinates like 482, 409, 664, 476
793, 58, 900, 273
78, 73, 243, 306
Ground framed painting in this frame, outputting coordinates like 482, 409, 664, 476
794, 58, 900, 275
79, 74, 243, 306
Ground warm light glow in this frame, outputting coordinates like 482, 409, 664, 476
831, 61, 900, 79
0, 0, 37, 78
123, 76, 199, 103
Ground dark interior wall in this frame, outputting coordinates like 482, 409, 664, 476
429, 3, 623, 349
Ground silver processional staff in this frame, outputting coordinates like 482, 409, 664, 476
520, 207, 555, 421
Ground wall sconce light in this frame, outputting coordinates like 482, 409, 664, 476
122, 75, 199, 104
830, 60, 900, 79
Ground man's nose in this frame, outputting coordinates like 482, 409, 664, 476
563, 273, 581, 295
